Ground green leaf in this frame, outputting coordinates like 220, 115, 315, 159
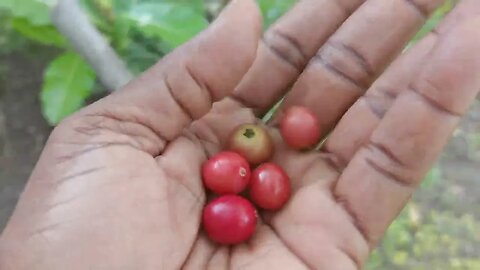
80, 0, 115, 33
94, 0, 113, 10
113, 0, 205, 13
41, 52, 96, 125
421, 166, 441, 188
0, 0, 14, 11
123, 38, 163, 74
112, 0, 135, 13
124, 2, 208, 50
257, 0, 296, 28
181, 0, 205, 13
112, 18, 131, 50
3, 0, 51, 25
11, 18, 66, 47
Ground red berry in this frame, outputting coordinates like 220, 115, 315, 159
249, 163, 290, 211
202, 151, 251, 194
280, 106, 321, 150
202, 195, 257, 244
227, 124, 273, 165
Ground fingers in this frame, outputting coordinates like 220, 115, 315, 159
325, 0, 480, 165
271, 0, 444, 132
75, 0, 261, 154
333, 19, 480, 247
193, 0, 443, 153
232, 0, 366, 114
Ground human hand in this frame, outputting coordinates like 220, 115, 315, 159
1, 0, 480, 269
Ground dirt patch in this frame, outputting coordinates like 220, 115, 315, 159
0, 50, 54, 229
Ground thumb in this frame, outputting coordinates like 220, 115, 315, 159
75, 0, 262, 152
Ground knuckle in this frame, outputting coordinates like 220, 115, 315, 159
263, 28, 308, 71
409, 80, 463, 117
363, 90, 397, 119
364, 141, 416, 187
313, 41, 374, 91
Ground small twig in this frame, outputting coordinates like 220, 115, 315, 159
50, 0, 133, 92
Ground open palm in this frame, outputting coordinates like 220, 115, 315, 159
2, 0, 480, 269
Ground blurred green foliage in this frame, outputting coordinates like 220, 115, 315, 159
0, 1, 478, 268
0, 0, 298, 124
367, 199, 480, 270
0, 0, 212, 124
257, 0, 295, 28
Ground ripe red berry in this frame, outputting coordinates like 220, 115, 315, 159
280, 106, 321, 150
202, 195, 257, 244
227, 124, 273, 165
202, 151, 251, 194
249, 163, 290, 211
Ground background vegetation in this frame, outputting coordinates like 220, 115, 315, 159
0, 1, 479, 269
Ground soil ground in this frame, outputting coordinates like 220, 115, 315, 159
0, 50, 53, 229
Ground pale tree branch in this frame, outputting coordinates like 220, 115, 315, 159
50, 0, 134, 92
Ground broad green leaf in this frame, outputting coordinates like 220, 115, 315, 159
257, 0, 296, 28
123, 38, 163, 74
179, 0, 204, 13
11, 18, 66, 47
3, 0, 51, 25
41, 52, 96, 125
112, 18, 131, 50
0, 0, 14, 10
124, 2, 208, 50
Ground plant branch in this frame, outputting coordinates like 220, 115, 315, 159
50, 0, 133, 92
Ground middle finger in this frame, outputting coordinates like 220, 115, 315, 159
271, 0, 445, 133
233, 0, 366, 114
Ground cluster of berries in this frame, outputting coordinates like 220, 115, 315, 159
201, 106, 321, 244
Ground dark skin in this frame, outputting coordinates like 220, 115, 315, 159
1, 0, 480, 269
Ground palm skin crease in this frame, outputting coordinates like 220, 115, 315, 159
1, 0, 480, 269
